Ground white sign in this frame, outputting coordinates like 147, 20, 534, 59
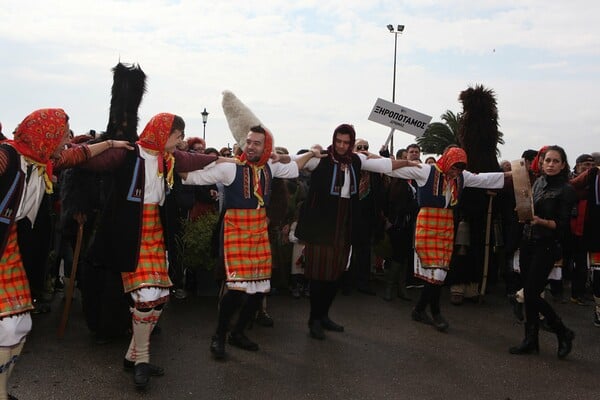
368, 98, 432, 137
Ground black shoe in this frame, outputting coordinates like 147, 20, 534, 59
431, 314, 449, 332
210, 335, 226, 359
124, 359, 164, 376
255, 311, 274, 327
321, 317, 344, 332
411, 309, 433, 325
308, 320, 325, 340
228, 332, 259, 351
31, 300, 51, 314
8, 394, 18, 400
133, 363, 150, 390
509, 322, 540, 355
549, 319, 575, 359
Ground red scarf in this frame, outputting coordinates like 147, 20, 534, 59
435, 147, 468, 206
8, 108, 69, 194
137, 113, 176, 189
237, 128, 273, 207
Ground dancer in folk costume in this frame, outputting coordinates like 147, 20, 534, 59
0, 109, 132, 400
387, 146, 509, 332
294, 124, 411, 340
84, 113, 217, 389
64, 63, 147, 343
448, 85, 505, 305
181, 91, 317, 359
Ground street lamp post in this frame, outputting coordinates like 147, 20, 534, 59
201, 108, 209, 140
386, 24, 404, 155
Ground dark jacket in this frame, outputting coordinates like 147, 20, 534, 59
296, 154, 362, 246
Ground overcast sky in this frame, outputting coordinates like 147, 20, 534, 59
1, 0, 599, 163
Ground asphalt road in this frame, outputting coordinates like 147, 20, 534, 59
10, 281, 600, 399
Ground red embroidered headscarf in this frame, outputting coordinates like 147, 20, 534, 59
137, 113, 177, 188
531, 145, 549, 177
237, 126, 273, 167
435, 147, 468, 206
236, 126, 273, 207
436, 147, 468, 174
10, 108, 69, 193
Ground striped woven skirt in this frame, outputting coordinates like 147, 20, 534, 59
304, 198, 351, 281
0, 224, 33, 318
413, 207, 454, 285
223, 208, 271, 293
121, 204, 172, 295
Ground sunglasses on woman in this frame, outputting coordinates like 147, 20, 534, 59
356, 145, 369, 151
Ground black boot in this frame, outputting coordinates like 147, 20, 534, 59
308, 319, 325, 340
134, 363, 151, 389
509, 321, 539, 355
210, 334, 226, 359
549, 318, 575, 359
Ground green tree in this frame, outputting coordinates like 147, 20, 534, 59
417, 110, 461, 155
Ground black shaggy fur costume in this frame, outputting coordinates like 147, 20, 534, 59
448, 84, 505, 294
60, 63, 146, 340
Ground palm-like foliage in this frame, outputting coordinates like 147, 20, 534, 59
417, 110, 504, 156
417, 110, 461, 155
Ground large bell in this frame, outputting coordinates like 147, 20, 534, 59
455, 220, 470, 255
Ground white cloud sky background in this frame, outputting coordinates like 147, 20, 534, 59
1, 0, 599, 163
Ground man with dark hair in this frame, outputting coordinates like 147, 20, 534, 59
296, 124, 412, 339
406, 143, 421, 163
183, 125, 316, 358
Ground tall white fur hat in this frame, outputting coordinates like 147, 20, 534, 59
222, 90, 268, 150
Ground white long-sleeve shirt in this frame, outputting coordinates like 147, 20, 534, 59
387, 164, 505, 207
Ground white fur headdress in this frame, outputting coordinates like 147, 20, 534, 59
222, 90, 268, 150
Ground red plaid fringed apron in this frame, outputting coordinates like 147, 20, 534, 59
414, 207, 454, 269
223, 208, 271, 284
122, 204, 171, 293
0, 224, 33, 317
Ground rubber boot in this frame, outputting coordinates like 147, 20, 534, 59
548, 318, 575, 359
509, 321, 540, 355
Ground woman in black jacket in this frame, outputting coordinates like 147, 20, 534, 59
510, 145, 577, 358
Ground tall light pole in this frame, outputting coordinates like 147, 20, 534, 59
201, 107, 209, 141
387, 24, 404, 155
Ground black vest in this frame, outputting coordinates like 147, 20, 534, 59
296, 154, 361, 245
0, 145, 25, 255
90, 146, 172, 272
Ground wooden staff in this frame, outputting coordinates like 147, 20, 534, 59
479, 194, 494, 299
57, 222, 84, 338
